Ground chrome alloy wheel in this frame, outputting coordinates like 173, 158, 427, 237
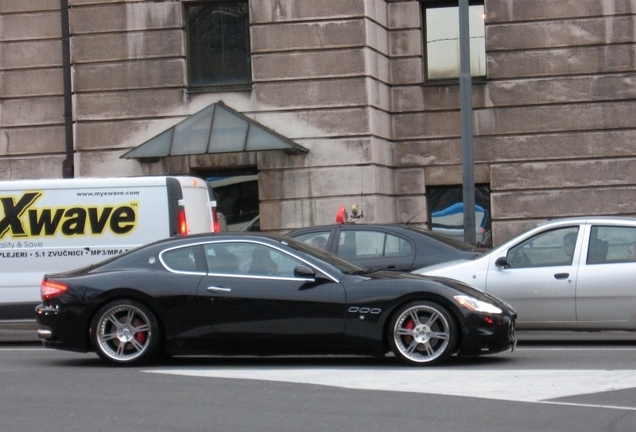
391, 303, 454, 364
95, 303, 153, 363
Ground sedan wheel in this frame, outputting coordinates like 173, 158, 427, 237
388, 301, 457, 365
91, 300, 160, 365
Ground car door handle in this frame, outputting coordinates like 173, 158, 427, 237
207, 286, 231, 293
554, 273, 569, 280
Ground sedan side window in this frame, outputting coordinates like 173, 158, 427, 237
337, 231, 412, 259
293, 231, 331, 250
589, 226, 636, 264
506, 227, 579, 268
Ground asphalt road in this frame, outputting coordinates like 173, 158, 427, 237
1, 336, 635, 432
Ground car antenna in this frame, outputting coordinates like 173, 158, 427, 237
405, 207, 427, 225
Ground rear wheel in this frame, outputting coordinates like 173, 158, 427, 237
388, 301, 457, 365
91, 299, 160, 365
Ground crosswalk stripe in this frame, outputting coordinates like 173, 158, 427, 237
144, 368, 636, 407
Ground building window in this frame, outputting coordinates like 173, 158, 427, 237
185, 1, 252, 91
422, 1, 485, 80
427, 184, 491, 246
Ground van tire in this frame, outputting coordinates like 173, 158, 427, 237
90, 299, 161, 365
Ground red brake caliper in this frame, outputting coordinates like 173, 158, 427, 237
403, 318, 415, 344
134, 319, 147, 344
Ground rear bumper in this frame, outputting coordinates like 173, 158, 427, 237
35, 304, 90, 353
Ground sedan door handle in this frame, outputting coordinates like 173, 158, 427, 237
554, 273, 569, 280
207, 286, 231, 293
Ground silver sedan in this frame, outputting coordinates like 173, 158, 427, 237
413, 216, 636, 330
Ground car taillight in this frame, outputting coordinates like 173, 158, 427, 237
41, 280, 68, 301
212, 208, 221, 233
178, 208, 188, 235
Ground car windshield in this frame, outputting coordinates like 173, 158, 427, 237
279, 236, 368, 275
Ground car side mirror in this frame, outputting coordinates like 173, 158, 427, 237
495, 256, 509, 268
294, 265, 316, 280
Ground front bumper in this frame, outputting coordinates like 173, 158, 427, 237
459, 313, 517, 356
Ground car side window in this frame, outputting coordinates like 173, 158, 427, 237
162, 246, 204, 273
506, 227, 579, 268
204, 242, 302, 278
337, 230, 412, 259
292, 231, 331, 250
588, 226, 636, 264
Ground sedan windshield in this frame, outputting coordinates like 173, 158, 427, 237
405, 226, 485, 251
279, 237, 368, 274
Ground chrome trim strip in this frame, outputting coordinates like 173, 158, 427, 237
37, 329, 53, 339
159, 238, 341, 283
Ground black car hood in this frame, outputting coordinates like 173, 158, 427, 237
351, 270, 515, 312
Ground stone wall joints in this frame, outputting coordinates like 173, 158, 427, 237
251, 15, 368, 27
393, 73, 636, 114
486, 0, 636, 24
487, 16, 636, 51
250, 15, 390, 30
392, 124, 636, 143
0, 35, 60, 43
0, 10, 61, 42
0, 1, 61, 14
486, 12, 636, 26
487, 45, 636, 79
253, 74, 390, 93
71, 54, 184, 67
488, 41, 636, 55
68, 2, 183, 35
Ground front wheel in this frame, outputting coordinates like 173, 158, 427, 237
388, 301, 457, 365
91, 299, 161, 365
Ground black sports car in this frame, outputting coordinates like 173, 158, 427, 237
36, 233, 516, 366
286, 224, 487, 272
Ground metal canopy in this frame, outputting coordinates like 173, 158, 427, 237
121, 102, 308, 160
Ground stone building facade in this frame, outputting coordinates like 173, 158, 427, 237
1, 0, 636, 245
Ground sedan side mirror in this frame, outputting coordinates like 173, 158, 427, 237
294, 265, 316, 280
495, 256, 509, 268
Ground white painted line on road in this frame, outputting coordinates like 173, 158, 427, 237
517, 347, 636, 351
0, 347, 45, 351
145, 368, 636, 409
537, 401, 636, 411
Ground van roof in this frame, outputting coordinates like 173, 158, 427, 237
0, 176, 204, 190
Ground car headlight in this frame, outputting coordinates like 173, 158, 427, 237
454, 295, 502, 314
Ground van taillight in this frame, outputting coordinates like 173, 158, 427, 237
41, 280, 68, 301
178, 208, 188, 235
212, 208, 221, 232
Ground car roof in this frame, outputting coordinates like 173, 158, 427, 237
144, 231, 293, 249
287, 223, 426, 232
537, 216, 636, 227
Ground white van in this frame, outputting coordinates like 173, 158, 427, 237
0, 176, 220, 322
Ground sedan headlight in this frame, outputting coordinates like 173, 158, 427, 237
454, 295, 502, 314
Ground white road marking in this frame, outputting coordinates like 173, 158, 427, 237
0, 347, 45, 351
145, 368, 636, 409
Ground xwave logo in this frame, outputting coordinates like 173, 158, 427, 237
0, 192, 139, 239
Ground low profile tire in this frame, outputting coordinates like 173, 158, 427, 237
388, 301, 457, 366
91, 299, 161, 366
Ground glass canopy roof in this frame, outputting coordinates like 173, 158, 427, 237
121, 102, 308, 160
